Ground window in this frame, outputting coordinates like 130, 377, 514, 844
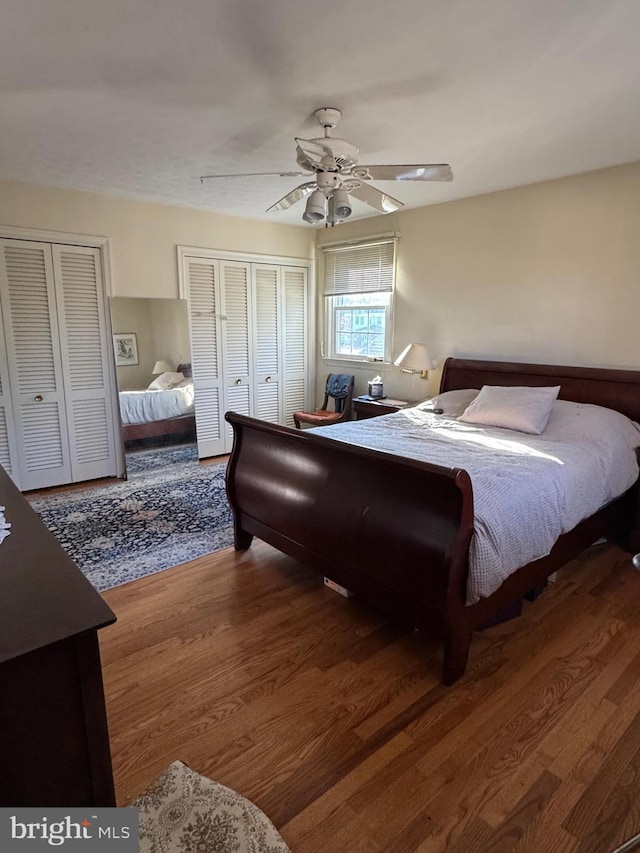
323, 238, 396, 361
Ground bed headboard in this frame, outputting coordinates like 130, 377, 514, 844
440, 357, 640, 423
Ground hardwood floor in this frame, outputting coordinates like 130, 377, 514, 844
100, 539, 640, 852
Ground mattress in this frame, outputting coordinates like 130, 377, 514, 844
119, 382, 195, 426
312, 399, 640, 603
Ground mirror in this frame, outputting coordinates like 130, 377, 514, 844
109, 298, 196, 462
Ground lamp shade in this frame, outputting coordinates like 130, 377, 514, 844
394, 343, 434, 376
304, 189, 326, 222
333, 188, 352, 219
152, 360, 173, 374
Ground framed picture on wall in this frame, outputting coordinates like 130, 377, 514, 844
113, 333, 139, 366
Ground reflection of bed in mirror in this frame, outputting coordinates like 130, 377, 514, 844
120, 363, 196, 445
109, 295, 194, 447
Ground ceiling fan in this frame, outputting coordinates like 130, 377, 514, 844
200, 107, 453, 225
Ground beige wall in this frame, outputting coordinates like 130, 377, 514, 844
148, 298, 191, 370
317, 161, 640, 400
2, 162, 639, 405
109, 298, 155, 390
110, 297, 191, 390
0, 178, 314, 299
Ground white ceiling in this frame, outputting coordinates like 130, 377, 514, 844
2, 0, 640, 226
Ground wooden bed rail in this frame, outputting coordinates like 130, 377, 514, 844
225, 412, 475, 678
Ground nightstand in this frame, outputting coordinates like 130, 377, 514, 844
353, 397, 417, 420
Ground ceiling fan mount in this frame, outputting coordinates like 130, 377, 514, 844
200, 107, 453, 225
294, 108, 359, 174
313, 107, 342, 131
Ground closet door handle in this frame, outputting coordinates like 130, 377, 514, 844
34, 395, 43, 402
235, 378, 242, 385
265, 376, 272, 383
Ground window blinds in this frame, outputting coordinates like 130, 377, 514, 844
322, 239, 396, 296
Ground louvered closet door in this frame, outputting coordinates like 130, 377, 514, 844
252, 265, 282, 424
221, 261, 252, 452
0, 298, 19, 484
282, 266, 308, 427
0, 240, 72, 490
52, 245, 116, 482
185, 257, 226, 458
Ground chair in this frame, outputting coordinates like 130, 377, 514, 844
293, 373, 355, 429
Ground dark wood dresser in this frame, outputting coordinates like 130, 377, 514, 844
0, 466, 116, 806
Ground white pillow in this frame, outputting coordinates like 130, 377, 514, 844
458, 384, 561, 434
545, 399, 640, 447
419, 388, 480, 417
148, 371, 184, 391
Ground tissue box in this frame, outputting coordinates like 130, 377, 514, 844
368, 381, 384, 399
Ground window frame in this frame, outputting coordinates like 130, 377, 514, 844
322, 237, 397, 364
325, 291, 393, 363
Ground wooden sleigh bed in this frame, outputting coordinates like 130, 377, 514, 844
121, 363, 196, 446
224, 358, 640, 684
122, 414, 196, 445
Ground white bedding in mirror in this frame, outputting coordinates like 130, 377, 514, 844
119, 382, 195, 425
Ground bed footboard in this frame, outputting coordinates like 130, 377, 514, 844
225, 412, 475, 680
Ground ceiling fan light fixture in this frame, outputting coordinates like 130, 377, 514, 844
333, 188, 352, 219
304, 189, 326, 222
200, 109, 453, 224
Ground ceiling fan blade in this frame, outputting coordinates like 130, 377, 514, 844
354, 164, 453, 182
200, 170, 306, 181
266, 182, 317, 212
347, 181, 404, 214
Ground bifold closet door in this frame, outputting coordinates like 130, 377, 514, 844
251, 264, 308, 429
282, 266, 308, 428
0, 240, 73, 490
221, 261, 252, 452
185, 257, 226, 458
184, 252, 309, 457
52, 245, 117, 483
0, 239, 117, 490
252, 265, 281, 424
0, 298, 19, 484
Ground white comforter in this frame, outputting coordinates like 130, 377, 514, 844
119, 382, 195, 425
312, 400, 640, 604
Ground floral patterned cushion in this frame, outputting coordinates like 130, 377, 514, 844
130, 760, 290, 853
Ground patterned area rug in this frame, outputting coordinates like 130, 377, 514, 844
131, 760, 290, 852
29, 444, 234, 591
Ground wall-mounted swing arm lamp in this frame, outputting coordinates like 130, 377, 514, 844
393, 343, 434, 379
